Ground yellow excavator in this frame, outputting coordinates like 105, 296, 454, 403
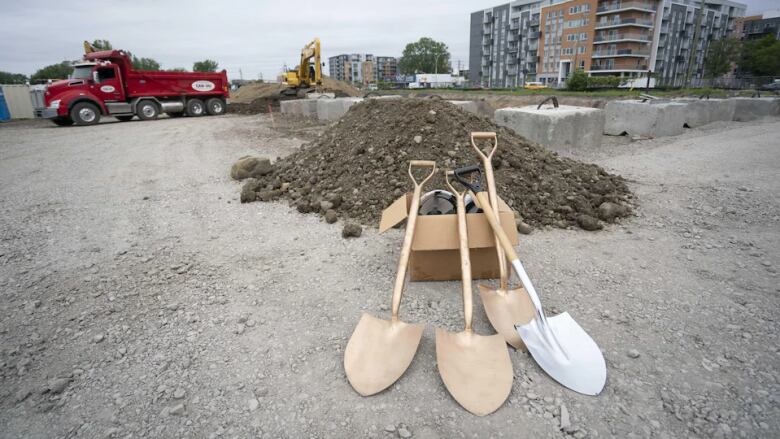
281, 38, 322, 97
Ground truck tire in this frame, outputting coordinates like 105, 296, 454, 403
136, 100, 160, 121
186, 99, 205, 117
115, 115, 134, 122
51, 116, 74, 126
70, 102, 101, 126
205, 98, 226, 115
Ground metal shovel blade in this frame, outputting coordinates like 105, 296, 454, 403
516, 312, 606, 395
479, 285, 535, 350
435, 329, 513, 416
344, 313, 424, 396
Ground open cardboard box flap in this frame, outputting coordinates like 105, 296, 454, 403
379, 192, 518, 251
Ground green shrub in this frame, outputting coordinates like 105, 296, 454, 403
566, 69, 588, 91
587, 75, 622, 89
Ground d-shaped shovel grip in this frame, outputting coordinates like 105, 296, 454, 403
470, 132, 498, 161
391, 160, 437, 321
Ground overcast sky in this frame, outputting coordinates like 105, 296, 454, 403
0, 0, 775, 80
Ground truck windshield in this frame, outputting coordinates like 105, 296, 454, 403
70, 66, 93, 80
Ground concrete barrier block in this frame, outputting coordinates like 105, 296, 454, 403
678, 98, 736, 127
494, 105, 605, 149
366, 95, 403, 100
604, 100, 687, 137
316, 98, 364, 121
447, 100, 480, 115
732, 98, 780, 121
280, 99, 318, 118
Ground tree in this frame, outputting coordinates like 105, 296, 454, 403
193, 60, 219, 72
566, 69, 588, 91
0, 71, 28, 84
704, 38, 740, 79
740, 35, 780, 77
91, 39, 113, 50
132, 56, 161, 71
30, 61, 73, 82
398, 37, 451, 74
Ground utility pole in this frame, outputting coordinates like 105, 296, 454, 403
684, 0, 706, 88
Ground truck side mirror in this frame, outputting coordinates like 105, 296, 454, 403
92, 71, 99, 83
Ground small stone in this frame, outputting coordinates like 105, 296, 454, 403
413, 135, 422, 144
15, 388, 31, 403
169, 403, 186, 416
447, 150, 457, 157
516, 219, 533, 235
240, 178, 260, 203
248, 398, 260, 412
93, 333, 105, 343
48, 377, 71, 394
173, 388, 186, 399
627, 349, 641, 359
342, 222, 362, 238
320, 201, 334, 212
597, 202, 628, 222
324, 210, 338, 224
560, 404, 571, 430
384, 425, 396, 432
234, 324, 246, 335
397, 427, 412, 438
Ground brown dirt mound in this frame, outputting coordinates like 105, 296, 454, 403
230, 78, 360, 104
240, 99, 633, 230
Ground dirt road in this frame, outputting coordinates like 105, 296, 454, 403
0, 115, 777, 439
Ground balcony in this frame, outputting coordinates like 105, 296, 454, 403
592, 48, 650, 58
590, 64, 648, 71
530, 18, 540, 27
595, 18, 654, 29
510, 21, 520, 30
596, 1, 657, 15
593, 33, 651, 43
528, 31, 540, 39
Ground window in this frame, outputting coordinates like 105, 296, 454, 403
97, 68, 115, 83
580, 32, 588, 40
580, 60, 585, 69
578, 47, 586, 54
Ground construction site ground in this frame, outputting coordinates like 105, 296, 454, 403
0, 114, 777, 439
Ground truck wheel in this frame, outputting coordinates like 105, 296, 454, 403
70, 102, 101, 126
115, 115, 134, 122
205, 98, 226, 115
51, 116, 74, 126
186, 99, 205, 117
136, 100, 160, 121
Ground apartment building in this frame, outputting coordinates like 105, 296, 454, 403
654, 0, 746, 87
469, 0, 746, 88
327, 54, 398, 85
735, 10, 780, 40
469, 0, 555, 87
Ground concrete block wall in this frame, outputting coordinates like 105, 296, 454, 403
495, 105, 605, 150
679, 99, 736, 128
732, 98, 780, 121
604, 100, 688, 138
447, 100, 480, 115
279, 99, 318, 118
315, 98, 364, 121
1, 85, 35, 119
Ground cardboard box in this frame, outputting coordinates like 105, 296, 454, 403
380, 193, 518, 281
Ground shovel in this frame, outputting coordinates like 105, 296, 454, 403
435, 171, 513, 416
344, 160, 437, 396
469, 132, 534, 350
453, 165, 606, 396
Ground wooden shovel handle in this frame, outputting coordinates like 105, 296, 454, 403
391, 160, 437, 320
455, 193, 473, 332
473, 191, 519, 263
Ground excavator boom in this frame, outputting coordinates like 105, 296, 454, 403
282, 38, 321, 94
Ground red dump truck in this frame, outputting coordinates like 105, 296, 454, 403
42, 49, 229, 126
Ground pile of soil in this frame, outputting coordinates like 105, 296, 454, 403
239, 98, 633, 231
229, 78, 362, 114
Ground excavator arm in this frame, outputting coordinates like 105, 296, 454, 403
283, 38, 321, 91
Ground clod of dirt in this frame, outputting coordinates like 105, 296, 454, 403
240, 178, 260, 203
577, 214, 603, 231
242, 99, 633, 231
231, 156, 272, 180
342, 222, 362, 238
597, 201, 628, 222
324, 210, 338, 224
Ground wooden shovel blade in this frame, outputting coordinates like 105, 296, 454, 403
435, 328, 513, 416
479, 284, 535, 350
344, 313, 424, 396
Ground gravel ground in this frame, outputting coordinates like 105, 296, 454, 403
0, 114, 777, 439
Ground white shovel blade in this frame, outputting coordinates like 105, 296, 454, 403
516, 312, 606, 395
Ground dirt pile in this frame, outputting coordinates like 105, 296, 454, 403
239, 98, 633, 230
229, 78, 362, 114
